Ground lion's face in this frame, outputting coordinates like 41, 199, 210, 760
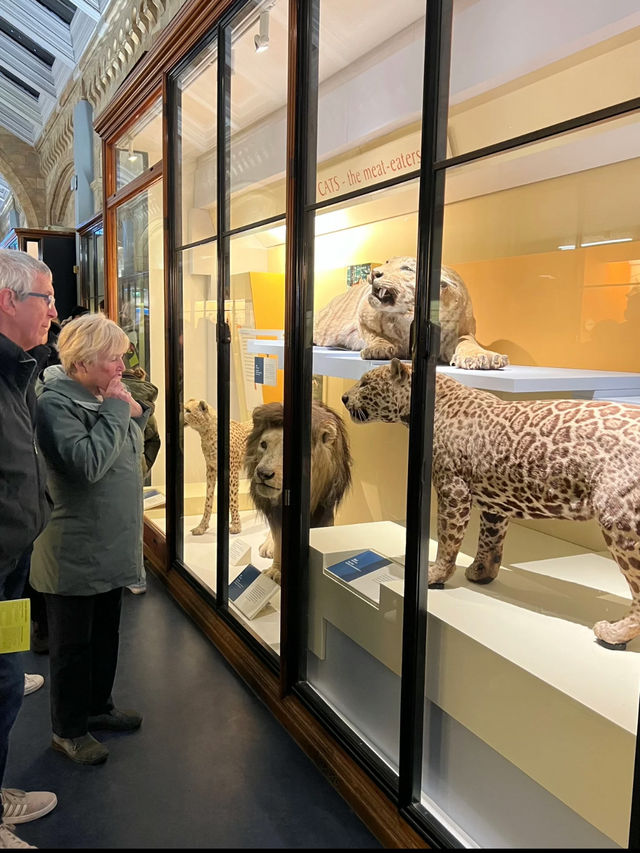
367, 257, 416, 315
250, 427, 283, 503
342, 359, 412, 426
246, 401, 352, 529
184, 398, 216, 433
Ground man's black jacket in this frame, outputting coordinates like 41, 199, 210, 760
0, 332, 51, 572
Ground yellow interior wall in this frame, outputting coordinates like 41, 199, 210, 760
324, 376, 410, 529
249, 271, 285, 404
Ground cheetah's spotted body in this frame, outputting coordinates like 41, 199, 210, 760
342, 359, 640, 649
184, 399, 252, 536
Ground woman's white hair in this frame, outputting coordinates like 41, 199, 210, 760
58, 313, 130, 375
0, 249, 51, 298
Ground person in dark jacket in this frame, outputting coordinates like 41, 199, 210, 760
121, 352, 161, 595
30, 313, 149, 766
20, 320, 63, 656
0, 248, 58, 846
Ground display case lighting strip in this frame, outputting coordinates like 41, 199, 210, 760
558, 237, 633, 250
580, 237, 633, 247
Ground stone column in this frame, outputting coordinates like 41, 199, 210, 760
73, 99, 95, 226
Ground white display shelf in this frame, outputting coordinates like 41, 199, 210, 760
308, 519, 640, 846
246, 337, 640, 399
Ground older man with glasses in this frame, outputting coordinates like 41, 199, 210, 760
0, 249, 58, 849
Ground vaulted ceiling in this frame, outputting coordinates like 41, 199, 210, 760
0, 0, 107, 145
0, 0, 108, 217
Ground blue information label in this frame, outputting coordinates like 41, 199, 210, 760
326, 550, 391, 583
228, 564, 261, 601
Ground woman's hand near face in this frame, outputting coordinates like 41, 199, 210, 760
101, 376, 143, 417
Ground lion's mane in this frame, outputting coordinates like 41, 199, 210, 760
245, 399, 352, 535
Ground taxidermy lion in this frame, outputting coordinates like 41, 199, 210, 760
184, 399, 252, 536
341, 359, 640, 650
245, 400, 352, 584
314, 256, 508, 369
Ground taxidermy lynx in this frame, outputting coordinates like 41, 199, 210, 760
184, 399, 252, 536
314, 256, 508, 368
342, 359, 640, 650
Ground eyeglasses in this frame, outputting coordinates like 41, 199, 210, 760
25, 291, 56, 309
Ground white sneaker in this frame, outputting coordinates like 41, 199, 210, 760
1, 790, 57, 824
0, 823, 36, 848
23, 675, 43, 697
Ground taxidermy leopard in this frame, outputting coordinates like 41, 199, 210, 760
313, 256, 508, 369
342, 359, 640, 649
184, 399, 252, 536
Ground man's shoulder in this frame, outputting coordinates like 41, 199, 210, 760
0, 331, 22, 366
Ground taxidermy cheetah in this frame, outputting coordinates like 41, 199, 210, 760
184, 399, 252, 536
314, 256, 509, 368
342, 359, 640, 649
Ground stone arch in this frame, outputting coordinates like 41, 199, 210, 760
49, 161, 76, 227
0, 156, 38, 228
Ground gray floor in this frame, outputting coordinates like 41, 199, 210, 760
7, 572, 381, 848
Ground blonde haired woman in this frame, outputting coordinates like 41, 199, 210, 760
30, 313, 148, 765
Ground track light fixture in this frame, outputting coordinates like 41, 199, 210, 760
254, 2, 275, 53
254, 11, 269, 52
127, 140, 138, 162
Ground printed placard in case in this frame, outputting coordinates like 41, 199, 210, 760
229, 564, 279, 620
325, 550, 403, 604
143, 488, 165, 509
229, 538, 252, 566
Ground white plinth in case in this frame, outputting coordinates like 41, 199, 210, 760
308, 518, 639, 847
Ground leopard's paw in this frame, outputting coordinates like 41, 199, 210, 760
428, 560, 456, 586
191, 523, 208, 536
230, 521, 241, 535
593, 617, 640, 648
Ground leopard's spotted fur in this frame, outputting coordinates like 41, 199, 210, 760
342, 359, 640, 649
184, 399, 252, 536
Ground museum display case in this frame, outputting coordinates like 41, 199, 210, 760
95, 0, 640, 846
78, 215, 104, 314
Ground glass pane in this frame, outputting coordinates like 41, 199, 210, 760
114, 98, 163, 191
421, 112, 640, 847
175, 39, 217, 247
115, 183, 166, 529
95, 228, 104, 311
305, 180, 420, 776
448, 0, 640, 156
226, 222, 285, 654
228, 0, 289, 229
80, 226, 104, 313
80, 233, 93, 309
179, 241, 218, 594
316, 0, 426, 202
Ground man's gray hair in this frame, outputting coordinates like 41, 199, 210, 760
0, 249, 52, 299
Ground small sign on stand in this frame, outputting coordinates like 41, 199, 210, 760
229, 564, 280, 620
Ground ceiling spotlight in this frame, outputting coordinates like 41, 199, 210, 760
254, 8, 271, 53
127, 141, 138, 162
